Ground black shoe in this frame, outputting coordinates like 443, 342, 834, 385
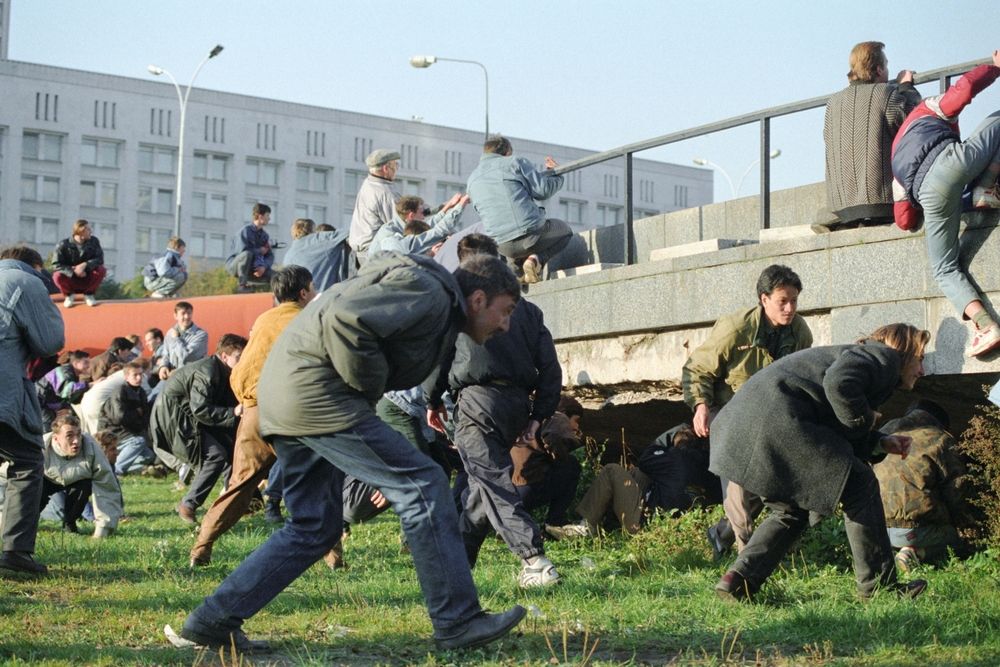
434, 605, 526, 650
715, 570, 756, 603
859, 578, 927, 601
0, 551, 48, 575
179, 623, 271, 652
264, 497, 283, 523
706, 525, 729, 562
63, 521, 80, 534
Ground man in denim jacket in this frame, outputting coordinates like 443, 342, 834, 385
467, 136, 572, 283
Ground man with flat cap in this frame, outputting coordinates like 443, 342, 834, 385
349, 149, 402, 266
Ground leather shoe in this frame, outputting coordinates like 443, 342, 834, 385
179, 623, 271, 652
859, 578, 927, 601
434, 605, 526, 650
176, 502, 197, 525
715, 570, 756, 603
0, 551, 48, 575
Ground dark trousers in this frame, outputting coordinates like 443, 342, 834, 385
377, 397, 459, 477
40, 477, 92, 528
454, 385, 544, 564
0, 424, 45, 553
733, 457, 896, 597
225, 251, 273, 286
515, 457, 582, 527
52, 265, 106, 296
498, 218, 573, 272
182, 430, 232, 511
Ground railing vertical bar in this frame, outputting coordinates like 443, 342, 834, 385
624, 152, 634, 265
760, 117, 771, 230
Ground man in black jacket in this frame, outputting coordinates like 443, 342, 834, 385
51, 219, 105, 308
98, 361, 155, 475
426, 237, 563, 588
149, 335, 246, 523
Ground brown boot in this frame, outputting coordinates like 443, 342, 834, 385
323, 541, 345, 570
176, 502, 197, 525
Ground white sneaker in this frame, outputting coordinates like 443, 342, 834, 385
545, 521, 592, 541
522, 255, 542, 284
517, 556, 561, 588
972, 184, 1000, 209
969, 320, 1000, 357
63, 294, 75, 308
84, 294, 97, 307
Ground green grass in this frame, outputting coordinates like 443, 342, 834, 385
2, 476, 1000, 666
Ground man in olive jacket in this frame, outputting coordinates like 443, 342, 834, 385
173, 252, 527, 653
149, 335, 246, 523
682, 265, 812, 556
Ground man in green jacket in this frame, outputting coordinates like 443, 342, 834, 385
682, 264, 812, 558
170, 252, 527, 653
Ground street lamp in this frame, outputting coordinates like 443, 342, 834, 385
410, 55, 489, 141
148, 44, 224, 238
693, 149, 781, 199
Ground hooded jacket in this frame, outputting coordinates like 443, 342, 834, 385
43, 431, 123, 536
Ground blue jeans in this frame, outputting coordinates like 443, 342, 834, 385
115, 435, 155, 475
185, 416, 481, 635
918, 110, 1000, 315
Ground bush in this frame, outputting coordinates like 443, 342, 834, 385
96, 274, 144, 300
957, 388, 1000, 549
97, 261, 240, 300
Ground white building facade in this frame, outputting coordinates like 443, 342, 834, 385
0, 21, 711, 278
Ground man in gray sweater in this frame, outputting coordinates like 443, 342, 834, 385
171, 252, 526, 653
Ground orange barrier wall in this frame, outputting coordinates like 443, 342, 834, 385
58, 293, 275, 357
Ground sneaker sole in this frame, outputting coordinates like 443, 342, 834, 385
968, 334, 1000, 357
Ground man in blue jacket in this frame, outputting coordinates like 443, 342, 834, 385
226, 203, 274, 293
143, 237, 188, 298
467, 136, 572, 283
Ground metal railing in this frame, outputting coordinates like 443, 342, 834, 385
553, 57, 991, 265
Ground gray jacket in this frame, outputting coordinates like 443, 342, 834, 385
709, 341, 900, 516
0, 260, 65, 445
258, 252, 468, 437
348, 174, 401, 256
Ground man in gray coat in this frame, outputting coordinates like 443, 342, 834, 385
0, 256, 65, 575
171, 252, 526, 653
348, 149, 402, 263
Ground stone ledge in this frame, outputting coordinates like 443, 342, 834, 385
649, 238, 756, 262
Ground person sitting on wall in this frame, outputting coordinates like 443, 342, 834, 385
52, 219, 106, 308
143, 236, 188, 299
226, 203, 274, 293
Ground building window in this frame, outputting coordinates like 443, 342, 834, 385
596, 204, 622, 227
257, 123, 278, 151
192, 192, 227, 219
150, 109, 172, 136
204, 116, 225, 143
444, 150, 462, 176
80, 181, 117, 208
565, 170, 582, 193
96, 223, 117, 250
0, 127, 5, 157
136, 226, 172, 254
187, 231, 225, 259
399, 144, 418, 170
603, 174, 620, 199
343, 170, 366, 226
193, 152, 229, 181
306, 130, 326, 157
34, 93, 58, 122
93, 101, 117, 129
639, 179, 655, 203
245, 159, 279, 186
137, 186, 174, 214
81, 139, 120, 168
354, 137, 373, 162
559, 199, 585, 225
436, 182, 465, 204
138, 145, 176, 174
399, 179, 421, 197
635, 208, 659, 220
297, 165, 328, 192
21, 175, 60, 203
295, 203, 327, 226
19, 216, 60, 244
22, 131, 62, 161
674, 185, 689, 208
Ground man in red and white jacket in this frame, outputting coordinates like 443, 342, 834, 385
891, 52, 1000, 357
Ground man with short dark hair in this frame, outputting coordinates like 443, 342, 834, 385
89, 337, 134, 382
367, 194, 469, 258
149, 335, 247, 523
467, 135, 571, 283
157, 302, 208, 382
683, 264, 812, 557
52, 219, 106, 307
282, 218, 350, 292
189, 267, 317, 566
143, 237, 188, 298
349, 149, 402, 262
227, 203, 274, 293
170, 252, 526, 653
36, 351, 92, 434
0, 254, 65, 575
98, 361, 155, 476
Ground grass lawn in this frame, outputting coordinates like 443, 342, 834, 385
1, 474, 999, 666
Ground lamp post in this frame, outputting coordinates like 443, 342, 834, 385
693, 149, 781, 199
410, 55, 489, 141
148, 45, 224, 238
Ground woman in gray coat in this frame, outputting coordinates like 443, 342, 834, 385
709, 323, 929, 602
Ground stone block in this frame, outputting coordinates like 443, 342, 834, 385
699, 201, 728, 241
724, 196, 761, 239
553, 263, 623, 279
827, 238, 929, 308
633, 215, 665, 263
661, 207, 704, 248
830, 300, 928, 346
759, 224, 819, 243
649, 238, 755, 262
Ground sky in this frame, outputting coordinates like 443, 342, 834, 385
10, 0, 1000, 202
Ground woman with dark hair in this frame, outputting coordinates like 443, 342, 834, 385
709, 323, 930, 602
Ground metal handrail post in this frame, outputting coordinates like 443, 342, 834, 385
760, 117, 771, 229
624, 152, 634, 265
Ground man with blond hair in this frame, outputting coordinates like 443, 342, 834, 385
818, 41, 921, 232
143, 237, 188, 298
